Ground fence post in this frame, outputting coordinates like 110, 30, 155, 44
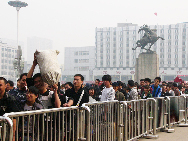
0, 116, 13, 141
162, 97, 175, 132
81, 105, 90, 141
144, 98, 159, 139
178, 96, 188, 127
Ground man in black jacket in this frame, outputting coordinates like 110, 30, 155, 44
63, 74, 89, 107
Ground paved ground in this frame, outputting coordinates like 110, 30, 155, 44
139, 125, 188, 141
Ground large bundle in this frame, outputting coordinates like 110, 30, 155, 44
36, 50, 61, 85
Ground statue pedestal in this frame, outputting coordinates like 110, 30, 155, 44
135, 52, 159, 82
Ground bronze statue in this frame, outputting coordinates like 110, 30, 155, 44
132, 24, 164, 51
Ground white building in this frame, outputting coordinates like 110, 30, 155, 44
62, 46, 95, 82
0, 40, 17, 83
94, 22, 188, 82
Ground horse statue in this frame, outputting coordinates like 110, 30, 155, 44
132, 24, 165, 51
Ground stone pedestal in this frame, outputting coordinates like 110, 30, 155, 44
135, 52, 159, 82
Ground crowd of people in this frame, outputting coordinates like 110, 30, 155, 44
0, 56, 188, 140
1, 71, 188, 116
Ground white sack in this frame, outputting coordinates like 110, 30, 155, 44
36, 50, 61, 85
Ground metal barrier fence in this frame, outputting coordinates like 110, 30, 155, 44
2, 106, 90, 141
83, 101, 119, 141
1, 95, 188, 141
0, 116, 13, 141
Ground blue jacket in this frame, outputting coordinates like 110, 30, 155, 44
151, 85, 162, 97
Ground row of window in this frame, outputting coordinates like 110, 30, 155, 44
74, 59, 89, 63
74, 51, 89, 56
1, 59, 14, 64
1, 53, 16, 58
1, 65, 14, 70
98, 28, 187, 37
160, 60, 186, 65
1, 48, 16, 53
74, 66, 89, 71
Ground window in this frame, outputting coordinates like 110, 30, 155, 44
160, 48, 164, 52
175, 41, 178, 45
168, 30, 171, 34
79, 66, 89, 71
175, 36, 178, 39
74, 59, 78, 63
183, 47, 185, 51
168, 36, 171, 39
175, 54, 178, 58
79, 59, 89, 63
79, 51, 89, 55
74, 52, 78, 55
113, 32, 116, 35
2, 48, 4, 51
168, 54, 171, 58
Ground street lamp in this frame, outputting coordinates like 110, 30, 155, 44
8, 0, 28, 77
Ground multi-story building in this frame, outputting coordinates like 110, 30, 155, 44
0, 40, 17, 83
94, 22, 188, 82
62, 46, 95, 82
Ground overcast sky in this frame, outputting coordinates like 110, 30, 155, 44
0, 0, 187, 63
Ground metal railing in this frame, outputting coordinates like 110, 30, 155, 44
1, 95, 188, 141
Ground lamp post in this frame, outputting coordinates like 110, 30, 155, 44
8, 0, 28, 77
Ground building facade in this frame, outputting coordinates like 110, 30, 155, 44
62, 46, 95, 82
94, 22, 188, 82
0, 40, 17, 83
